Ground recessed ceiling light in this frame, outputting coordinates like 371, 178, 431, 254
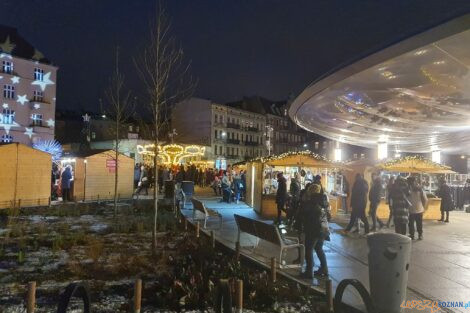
433, 60, 445, 65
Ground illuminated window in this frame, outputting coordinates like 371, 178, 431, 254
31, 113, 42, 126
2, 61, 13, 74
361, 153, 365, 159
91, 132, 96, 139
2, 108, 14, 124
322, 141, 327, 149
34, 68, 44, 81
3, 85, 15, 99
1, 134, 12, 143
353, 153, 358, 159
33, 90, 44, 102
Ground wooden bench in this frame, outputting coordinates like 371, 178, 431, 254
234, 214, 304, 269
191, 198, 223, 229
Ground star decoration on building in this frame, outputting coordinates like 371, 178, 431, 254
16, 94, 28, 105
0, 76, 3, 80
32, 49, 44, 61
46, 118, 55, 127
33, 103, 41, 109
0, 114, 20, 134
11, 76, 20, 84
31, 72, 54, 91
2, 103, 8, 109
0, 53, 12, 59
24, 127, 34, 139
0, 36, 15, 54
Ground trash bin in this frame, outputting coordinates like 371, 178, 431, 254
367, 233, 411, 313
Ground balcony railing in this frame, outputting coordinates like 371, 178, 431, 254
226, 138, 240, 145
226, 122, 240, 130
245, 141, 259, 146
245, 126, 259, 132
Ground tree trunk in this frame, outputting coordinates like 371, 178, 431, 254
114, 138, 119, 217
152, 138, 158, 254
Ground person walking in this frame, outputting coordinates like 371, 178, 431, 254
134, 163, 141, 189
134, 165, 149, 197
289, 172, 302, 225
300, 183, 330, 278
369, 174, 385, 231
386, 176, 395, 228
408, 177, 427, 240
436, 177, 453, 223
344, 173, 370, 234
390, 176, 411, 235
233, 170, 242, 204
221, 171, 232, 203
60, 165, 73, 202
275, 172, 288, 224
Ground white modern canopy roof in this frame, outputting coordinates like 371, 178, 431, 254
289, 14, 470, 154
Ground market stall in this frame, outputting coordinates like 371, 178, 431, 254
245, 151, 347, 218
59, 150, 134, 201
0, 143, 52, 209
347, 156, 453, 220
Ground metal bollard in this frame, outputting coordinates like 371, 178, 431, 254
367, 233, 411, 313
133, 279, 142, 313
270, 257, 277, 283
27, 281, 36, 313
196, 222, 200, 238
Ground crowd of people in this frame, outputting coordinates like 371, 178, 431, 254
132, 163, 247, 203
343, 173, 454, 240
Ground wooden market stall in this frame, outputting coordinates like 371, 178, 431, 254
245, 151, 348, 218
60, 150, 134, 201
347, 156, 455, 220
0, 143, 52, 209
375, 157, 455, 220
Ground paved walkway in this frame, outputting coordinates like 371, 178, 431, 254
181, 188, 470, 313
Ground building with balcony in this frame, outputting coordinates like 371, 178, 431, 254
172, 97, 266, 168
0, 25, 57, 146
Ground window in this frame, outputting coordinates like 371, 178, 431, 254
219, 146, 223, 155
34, 68, 44, 81
214, 145, 217, 155
2, 109, 14, 124
3, 85, 15, 99
1, 134, 12, 143
31, 113, 43, 126
314, 142, 319, 149
353, 153, 358, 159
360, 153, 365, 159
91, 132, 96, 139
214, 114, 218, 123
322, 141, 327, 149
214, 129, 218, 138
33, 90, 44, 102
2, 61, 13, 74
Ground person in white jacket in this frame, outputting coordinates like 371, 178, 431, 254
408, 177, 427, 240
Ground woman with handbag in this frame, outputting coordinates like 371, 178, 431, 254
300, 182, 329, 279
390, 176, 411, 235
408, 177, 427, 240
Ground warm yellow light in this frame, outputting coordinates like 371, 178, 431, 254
137, 143, 205, 164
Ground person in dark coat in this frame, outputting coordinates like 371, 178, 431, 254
436, 178, 453, 222
275, 172, 288, 224
60, 165, 73, 202
300, 183, 329, 278
369, 174, 385, 231
386, 176, 395, 228
288, 173, 301, 225
344, 173, 370, 234
390, 176, 411, 235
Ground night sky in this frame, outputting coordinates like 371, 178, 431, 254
1, 1, 469, 112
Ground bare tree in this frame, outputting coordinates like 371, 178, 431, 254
104, 48, 134, 216
135, 5, 195, 253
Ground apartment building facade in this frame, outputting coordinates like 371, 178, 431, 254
0, 25, 57, 146
172, 97, 266, 168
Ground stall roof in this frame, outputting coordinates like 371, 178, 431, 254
248, 151, 347, 169
376, 156, 455, 174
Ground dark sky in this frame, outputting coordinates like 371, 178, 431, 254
1, 0, 469, 112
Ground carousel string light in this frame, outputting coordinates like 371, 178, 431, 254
380, 155, 450, 170
245, 150, 342, 165
136, 143, 205, 164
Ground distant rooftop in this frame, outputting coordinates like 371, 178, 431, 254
0, 24, 51, 64
226, 96, 287, 117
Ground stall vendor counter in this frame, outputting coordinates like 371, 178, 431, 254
375, 198, 442, 220
259, 194, 341, 219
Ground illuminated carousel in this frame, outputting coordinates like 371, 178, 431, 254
136, 143, 208, 166
289, 15, 470, 159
